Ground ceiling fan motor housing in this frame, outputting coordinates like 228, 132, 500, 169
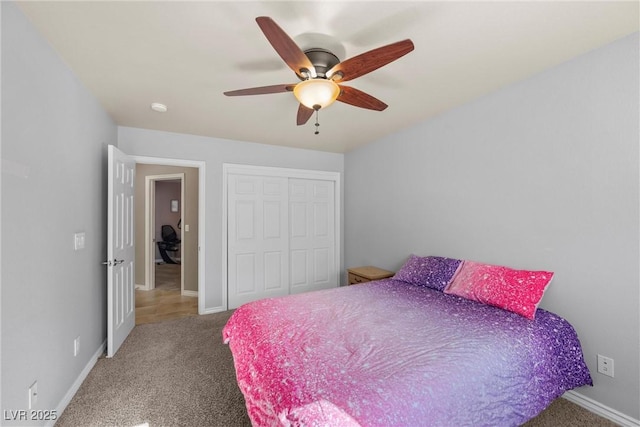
303, 48, 340, 79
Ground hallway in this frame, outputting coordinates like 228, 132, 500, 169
135, 263, 198, 324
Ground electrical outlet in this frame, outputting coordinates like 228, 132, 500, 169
597, 354, 614, 377
28, 381, 38, 409
74, 336, 80, 357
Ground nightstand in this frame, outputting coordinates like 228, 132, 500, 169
347, 266, 395, 285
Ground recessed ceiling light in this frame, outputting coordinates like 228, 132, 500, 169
150, 102, 168, 113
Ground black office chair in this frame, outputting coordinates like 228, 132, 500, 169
157, 225, 181, 264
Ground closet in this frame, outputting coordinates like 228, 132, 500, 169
225, 165, 340, 309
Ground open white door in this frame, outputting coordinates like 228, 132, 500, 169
106, 145, 136, 357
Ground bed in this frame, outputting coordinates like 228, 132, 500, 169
223, 256, 592, 427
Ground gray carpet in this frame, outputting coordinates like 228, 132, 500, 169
57, 311, 616, 427
57, 311, 251, 427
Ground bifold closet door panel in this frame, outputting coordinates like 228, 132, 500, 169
289, 178, 336, 294
227, 174, 289, 309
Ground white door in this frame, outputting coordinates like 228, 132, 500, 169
227, 174, 289, 309
289, 179, 336, 294
106, 145, 136, 357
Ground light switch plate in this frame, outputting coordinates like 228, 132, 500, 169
74, 232, 86, 250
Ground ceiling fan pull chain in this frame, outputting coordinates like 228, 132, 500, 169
314, 109, 320, 135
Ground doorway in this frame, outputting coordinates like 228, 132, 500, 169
145, 174, 184, 292
133, 159, 205, 316
108, 147, 206, 353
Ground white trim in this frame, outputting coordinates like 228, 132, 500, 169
202, 305, 227, 315
222, 163, 341, 311
563, 390, 640, 427
48, 340, 106, 427
222, 167, 229, 312
181, 290, 198, 297
132, 155, 206, 315
224, 163, 341, 181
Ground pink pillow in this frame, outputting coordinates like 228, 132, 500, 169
444, 260, 553, 319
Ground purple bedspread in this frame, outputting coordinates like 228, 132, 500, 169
223, 279, 592, 426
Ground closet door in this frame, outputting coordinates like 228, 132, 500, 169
289, 179, 336, 294
228, 174, 289, 309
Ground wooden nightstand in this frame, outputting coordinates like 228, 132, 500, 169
347, 266, 395, 285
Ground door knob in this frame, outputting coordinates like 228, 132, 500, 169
102, 259, 125, 266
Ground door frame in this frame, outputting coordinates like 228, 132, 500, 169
222, 163, 341, 311
133, 155, 206, 315
144, 173, 185, 292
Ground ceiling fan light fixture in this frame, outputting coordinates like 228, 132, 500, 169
293, 79, 340, 110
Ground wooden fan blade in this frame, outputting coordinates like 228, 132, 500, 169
256, 17, 315, 79
337, 85, 388, 111
328, 39, 414, 82
224, 84, 295, 96
297, 104, 314, 125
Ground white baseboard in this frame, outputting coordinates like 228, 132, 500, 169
563, 390, 640, 427
201, 305, 227, 315
181, 290, 197, 297
48, 340, 106, 427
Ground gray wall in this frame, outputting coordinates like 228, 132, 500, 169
118, 127, 345, 310
345, 33, 639, 420
1, 2, 116, 422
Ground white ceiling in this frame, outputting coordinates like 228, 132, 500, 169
17, 1, 639, 153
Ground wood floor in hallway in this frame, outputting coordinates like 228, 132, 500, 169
135, 263, 198, 325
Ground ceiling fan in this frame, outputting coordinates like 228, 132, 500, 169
224, 17, 414, 133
